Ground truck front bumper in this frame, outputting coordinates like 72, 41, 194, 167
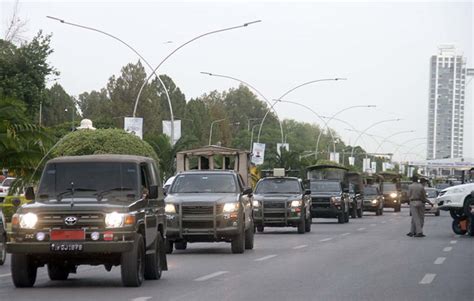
7, 241, 133, 254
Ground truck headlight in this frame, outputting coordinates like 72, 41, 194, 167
252, 200, 260, 207
165, 203, 176, 214
291, 200, 302, 207
371, 199, 377, 204
19, 212, 38, 229
330, 197, 341, 205
105, 212, 134, 228
390, 193, 397, 198
223, 202, 239, 212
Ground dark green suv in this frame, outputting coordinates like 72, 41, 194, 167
7, 155, 168, 287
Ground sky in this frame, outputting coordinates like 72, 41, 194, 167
1, 0, 473, 162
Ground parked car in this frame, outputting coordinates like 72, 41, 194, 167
0, 177, 16, 202
253, 177, 311, 234
165, 170, 254, 254
0, 210, 6, 265
363, 185, 384, 216
7, 155, 168, 287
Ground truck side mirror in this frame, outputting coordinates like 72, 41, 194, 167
25, 186, 35, 201
148, 185, 158, 199
243, 187, 253, 195
304, 189, 311, 195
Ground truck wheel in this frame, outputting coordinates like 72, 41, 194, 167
452, 217, 467, 235
47, 263, 69, 280
256, 225, 264, 233
344, 210, 350, 223
395, 205, 401, 212
165, 238, 173, 254
350, 206, 357, 218
305, 216, 311, 232
463, 197, 474, 217
121, 234, 145, 287
435, 210, 440, 217
144, 234, 163, 280
11, 254, 37, 287
297, 216, 306, 234
450, 208, 464, 219
175, 241, 187, 250
231, 220, 245, 254
337, 213, 345, 224
245, 221, 254, 250
0, 234, 6, 265
380, 208, 384, 216
357, 207, 363, 218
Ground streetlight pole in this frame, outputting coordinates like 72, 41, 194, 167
249, 123, 260, 151
132, 20, 260, 143
256, 78, 346, 143
350, 118, 402, 159
46, 15, 175, 142
313, 105, 375, 160
200, 71, 284, 144
392, 137, 427, 161
209, 118, 226, 145
373, 130, 415, 155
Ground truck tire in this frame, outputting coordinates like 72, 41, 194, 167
450, 208, 464, 219
350, 205, 357, 218
165, 238, 173, 254
380, 208, 384, 216
231, 220, 245, 254
256, 225, 264, 233
338, 213, 345, 224
435, 210, 440, 217
305, 215, 311, 232
121, 234, 145, 287
175, 241, 187, 250
452, 217, 467, 235
297, 216, 306, 234
144, 235, 162, 280
0, 234, 6, 265
245, 221, 254, 250
47, 263, 69, 280
463, 197, 474, 217
395, 205, 401, 212
357, 207, 363, 218
11, 254, 37, 287
344, 210, 350, 223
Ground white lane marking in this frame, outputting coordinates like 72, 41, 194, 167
0, 273, 11, 278
194, 271, 229, 281
254, 254, 277, 262
341, 232, 351, 236
370, 224, 376, 227
357, 227, 366, 231
434, 257, 446, 265
131, 297, 152, 301
293, 244, 308, 249
450, 240, 457, 244
419, 273, 436, 284
381, 221, 387, 224
319, 238, 333, 242
443, 247, 453, 252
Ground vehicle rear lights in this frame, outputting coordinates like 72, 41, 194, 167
91, 232, 100, 241
36, 232, 46, 241
103, 231, 113, 241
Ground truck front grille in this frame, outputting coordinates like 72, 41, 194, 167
182, 220, 214, 229
37, 213, 105, 229
182, 205, 213, 215
263, 202, 285, 209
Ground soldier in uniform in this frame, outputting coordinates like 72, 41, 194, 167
407, 175, 433, 237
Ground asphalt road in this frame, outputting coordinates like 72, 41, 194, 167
0, 206, 472, 301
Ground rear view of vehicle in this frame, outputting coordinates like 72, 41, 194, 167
165, 170, 254, 254
307, 165, 350, 224
253, 177, 311, 234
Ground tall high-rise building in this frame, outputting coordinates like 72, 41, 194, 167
427, 45, 467, 160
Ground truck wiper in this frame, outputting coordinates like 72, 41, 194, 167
95, 188, 134, 200
56, 188, 97, 201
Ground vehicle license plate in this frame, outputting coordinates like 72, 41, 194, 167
50, 230, 85, 241
50, 242, 83, 252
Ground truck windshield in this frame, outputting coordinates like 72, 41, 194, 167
310, 181, 341, 193
364, 186, 378, 195
170, 174, 237, 193
37, 162, 139, 201
382, 183, 397, 192
255, 179, 300, 194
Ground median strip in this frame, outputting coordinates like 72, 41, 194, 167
194, 271, 229, 281
419, 273, 436, 284
254, 254, 277, 262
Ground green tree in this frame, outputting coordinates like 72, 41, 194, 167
42, 83, 79, 127
0, 32, 57, 119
